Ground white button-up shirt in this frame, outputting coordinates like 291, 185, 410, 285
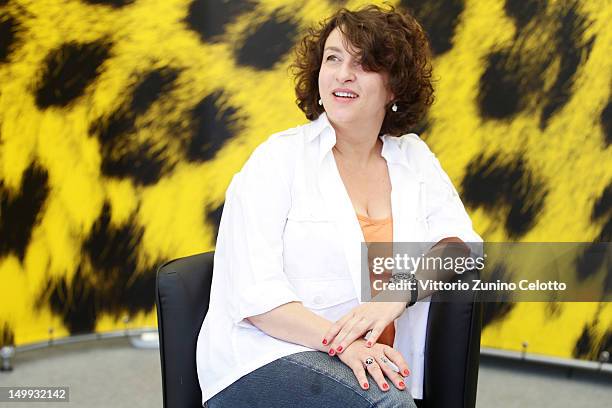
196, 113, 483, 404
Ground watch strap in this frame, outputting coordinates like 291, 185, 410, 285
390, 273, 418, 308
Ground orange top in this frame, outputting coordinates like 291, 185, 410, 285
357, 213, 396, 347
357, 213, 393, 242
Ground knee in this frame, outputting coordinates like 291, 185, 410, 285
379, 389, 417, 408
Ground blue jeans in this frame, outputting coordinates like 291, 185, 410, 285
206, 351, 418, 408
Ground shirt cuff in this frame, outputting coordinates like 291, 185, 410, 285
232, 280, 302, 326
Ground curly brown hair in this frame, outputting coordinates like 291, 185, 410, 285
291, 4, 434, 136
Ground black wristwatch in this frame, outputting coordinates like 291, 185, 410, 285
389, 273, 418, 307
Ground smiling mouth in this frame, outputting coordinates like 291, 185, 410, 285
333, 91, 359, 99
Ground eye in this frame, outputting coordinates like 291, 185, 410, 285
326, 54, 339, 62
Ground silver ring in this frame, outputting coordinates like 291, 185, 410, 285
364, 330, 373, 340
364, 357, 375, 366
380, 356, 400, 373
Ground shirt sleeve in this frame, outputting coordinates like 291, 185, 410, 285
421, 150, 484, 263
215, 142, 302, 327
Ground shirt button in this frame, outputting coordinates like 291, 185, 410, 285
313, 295, 324, 305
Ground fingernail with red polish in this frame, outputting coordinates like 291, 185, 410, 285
328, 349, 335, 356
403, 368, 410, 376
336, 346, 343, 352
322, 338, 327, 345
366, 341, 372, 347
382, 383, 389, 390
399, 381, 405, 388
363, 382, 369, 389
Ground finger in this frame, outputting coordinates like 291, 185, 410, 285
349, 362, 370, 391
337, 321, 369, 352
338, 320, 371, 350
336, 320, 373, 354
383, 346, 411, 377
364, 360, 389, 391
376, 354, 406, 390
364, 325, 385, 347
330, 317, 362, 353
322, 313, 353, 346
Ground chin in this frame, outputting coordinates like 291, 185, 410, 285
326, 110, 362, 126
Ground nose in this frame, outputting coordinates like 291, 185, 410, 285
335, 60, 356, 83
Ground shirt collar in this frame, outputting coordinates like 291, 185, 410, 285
306, 112, 334, 142
380, 134, 410, 167
305, 113, 337, 163
306, 113, 410, 167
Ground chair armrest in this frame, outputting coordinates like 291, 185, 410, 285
156, 251, 214, 408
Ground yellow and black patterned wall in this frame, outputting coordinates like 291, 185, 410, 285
0, 0, 610, 362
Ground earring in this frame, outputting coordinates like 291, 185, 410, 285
391, 103, 398, 112
318, 98, 323, 106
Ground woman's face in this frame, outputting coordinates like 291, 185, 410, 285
318, 27, 394, 129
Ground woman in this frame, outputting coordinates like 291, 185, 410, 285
197, 5, 482, 407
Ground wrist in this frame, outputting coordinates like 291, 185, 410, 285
391, 301, 408, 318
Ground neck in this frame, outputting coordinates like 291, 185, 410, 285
331, 118, 383, 166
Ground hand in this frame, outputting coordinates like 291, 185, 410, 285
334, 339, 410, 391
322, 301, 406, 354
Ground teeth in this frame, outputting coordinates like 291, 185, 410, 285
334, 91, 357, 98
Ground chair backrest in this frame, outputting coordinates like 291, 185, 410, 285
156, 251, 482, 408
424, 269, 482, 408
156, 252, 214, 408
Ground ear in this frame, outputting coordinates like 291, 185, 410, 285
386, 83, 395, 104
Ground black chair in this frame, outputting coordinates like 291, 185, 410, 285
156, 251, 482, 408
